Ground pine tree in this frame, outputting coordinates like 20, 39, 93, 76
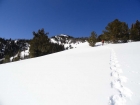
30, 29, 50, 57
88, 31, 97, 47
130, 20, 140, 41
29, 28, 65, 58
102, 19, 129, 43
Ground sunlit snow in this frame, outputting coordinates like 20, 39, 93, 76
0, 42, 140, 105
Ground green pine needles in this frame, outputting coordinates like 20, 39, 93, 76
30, 29, 65, 58
88, 31, 97, 47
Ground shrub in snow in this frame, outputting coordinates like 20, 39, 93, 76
3, 54, 10, 63
88, 31, 97, 47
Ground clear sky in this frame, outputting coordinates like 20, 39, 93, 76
0, 0, 140, 39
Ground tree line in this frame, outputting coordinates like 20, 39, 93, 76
88, 19, 140, 46
0, 28, 88, 64
0, 19, 140, 63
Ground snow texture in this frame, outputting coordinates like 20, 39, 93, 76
109, 49, 133, 105
0, 42, 140, 105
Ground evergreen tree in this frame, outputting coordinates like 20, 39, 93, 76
120, 22, 129, 42
130, 20, 140, 41
30, 29, 50, 57
102, 19, 129, 43
97, 34, 106, 42
88, 31, 97, 47
3, 54, 10, 63
49, 43, 65, 53
30, 29, 65, 58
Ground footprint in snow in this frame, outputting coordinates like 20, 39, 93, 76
110, 66, 117, 71
110, 59, 114, 62
114, 60, 119, 63
110, 60, 118, 64
111, 55, 117, 59
111, 71, 119, 78
115, 64, 121, 68
118, 76, 127, 83
111, 63, 118, 66
116, 68, 123, 74
111, 57, 117, 60
119, 87, 133, 98
109, 49, 133, 104
111, 80, 122, 90
110, 62, 116, 66
109, 94, 126, 105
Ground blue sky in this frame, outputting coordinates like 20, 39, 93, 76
0, 0, 140, 39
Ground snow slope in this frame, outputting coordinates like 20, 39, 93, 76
50, 34, 87, 49
0, 42, 139, 105
107, 42, 140, 105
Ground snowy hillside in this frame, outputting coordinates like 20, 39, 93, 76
0, 42, 140, 105
0, 34, 87, 63
0, 39, 30, 63
50, 34, 87, 49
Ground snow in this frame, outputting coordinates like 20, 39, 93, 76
20, 47, 30, 59
10, 50, 29, 62
14, 40, 18, 44
50, 37, 86, 49
50, 38, 57, 43
107, 42, 140, 105
10, 53, 19, 62
0, 42, 140, 105
10, 57, 13, 62
59, 34, 69, 37
50, 34, 86, 49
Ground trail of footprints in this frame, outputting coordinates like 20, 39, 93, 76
109, 49, 133, 105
